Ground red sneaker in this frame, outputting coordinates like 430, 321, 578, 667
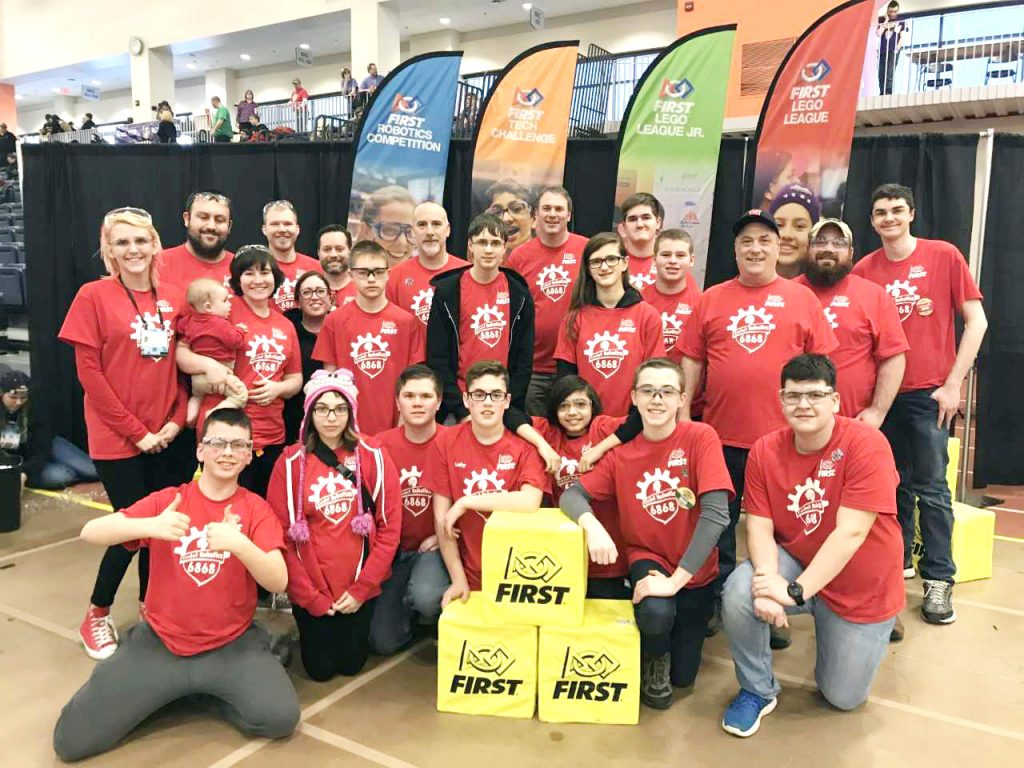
80, 605, 118, 660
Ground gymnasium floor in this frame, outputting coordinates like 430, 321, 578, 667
1, 484, 1021, 768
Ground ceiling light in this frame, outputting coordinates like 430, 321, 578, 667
240, 53, 251, 61
186, 62, 197, 70
523, 2, 533, 9
440, 17, 450, 25
299, 43, 311, 50
14, 94, 22, 101
51, 87, 60, 93
91, 79, 102, 86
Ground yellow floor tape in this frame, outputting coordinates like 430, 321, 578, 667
26, 488, 113, 513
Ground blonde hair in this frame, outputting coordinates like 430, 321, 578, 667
99, 210, 163, 287
186, 277, 227, 311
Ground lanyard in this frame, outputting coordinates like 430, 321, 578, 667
119, 277, 165, 328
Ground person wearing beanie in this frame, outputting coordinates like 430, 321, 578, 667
0, 370, 99, 490
265, 369, 401, 682
769, 183, 822, 279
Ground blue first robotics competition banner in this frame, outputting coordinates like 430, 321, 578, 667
349, 52, 463, 235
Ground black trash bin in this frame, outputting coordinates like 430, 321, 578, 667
0, 454, 23, 532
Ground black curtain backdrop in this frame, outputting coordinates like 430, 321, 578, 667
23, 133, 1002, 464
975, 134, 1024, 486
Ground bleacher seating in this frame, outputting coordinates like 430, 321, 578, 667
0, 200, 27, 309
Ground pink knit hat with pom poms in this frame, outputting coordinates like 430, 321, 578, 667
288, 369, 374, 543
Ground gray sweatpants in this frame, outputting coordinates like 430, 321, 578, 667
53, 622, 299, 762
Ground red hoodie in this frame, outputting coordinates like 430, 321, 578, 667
266, 439, 401, 615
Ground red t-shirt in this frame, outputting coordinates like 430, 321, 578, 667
312, 301, 425, 436
158, 243, 234, 291
531, 415, 627, 578
579, 421, 734, 584
121, 482, 284, 656
457, 271, 512, 384
58, 279, 186, 460
678, 276, 838, 448
174, 312, 245, 363
744, 417, 905, 623
330, 281, 358, 310
852, 239, 983, 393
794, 273, 909, 416
640, 275, 701, 361
506, 234, 587, 374
386, 254, 468, 325
421, 423, 547, 590
627, 253, 658, 291
272, 252, 323, 313
377, 425, 448, 552
554, 301, 665, 417
199, 299, 301, 448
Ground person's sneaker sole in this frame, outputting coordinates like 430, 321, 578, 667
889, 616, 905, 643
640, 691, 673, 710
921, 608, 957, 625
722, 696, 778, 737
80, 636, 117, 661
903, 567, 916, 579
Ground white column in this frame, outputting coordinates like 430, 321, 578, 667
204, 68, 237, 107
406, 29, 461, 60
52, 95, 76, 123
129, 45, 175, 123
351, 0, 401, 79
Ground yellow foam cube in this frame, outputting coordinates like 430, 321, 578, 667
538, 599, 641, 725
437, 593, 537, 719
481, 508, 587, 627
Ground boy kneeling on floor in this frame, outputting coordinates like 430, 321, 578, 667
53, 408, 299, 762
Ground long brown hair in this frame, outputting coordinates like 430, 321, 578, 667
564, 232, 628, 342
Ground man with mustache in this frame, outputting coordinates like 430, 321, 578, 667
316, 225, 357, 308
159, 189, 235, 290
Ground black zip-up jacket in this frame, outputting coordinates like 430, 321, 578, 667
426, 265, 535, 422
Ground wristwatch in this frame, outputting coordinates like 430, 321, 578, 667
787, 581, 805, 606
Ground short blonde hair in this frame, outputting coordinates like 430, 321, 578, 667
99, 210, 163, 287
186, 277, 227, 311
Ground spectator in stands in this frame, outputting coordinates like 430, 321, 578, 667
58, 207, 197, 660
1, 153, 17, 181
283, 271, 333, 443
361, 63, 384, 93
455, 92, 480, 135
769, 183, 821, 279
291, 78, 309, 107
316, 225, 356, 307
876, 1, 907, 96
80, 113, 96, 130
340, 68, 358, 100
0, 370, 99, 490
355, 185, 416, 268
160, 190, 235, 290
240, 113, 269, 142
236, 89, 257, 125
484, 178, 534, 254
210, 96, 233, 143
156, 109, 177, 144
0, 123, 17, 157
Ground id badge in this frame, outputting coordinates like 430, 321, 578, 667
139, 327, 170, 358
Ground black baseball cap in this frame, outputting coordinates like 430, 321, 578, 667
0, 370, 29, 394
732, 209, 780, 237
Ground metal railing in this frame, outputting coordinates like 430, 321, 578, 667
876, 1, 1024, 96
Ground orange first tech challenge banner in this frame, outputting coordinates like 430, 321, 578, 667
470, 41, 579, 219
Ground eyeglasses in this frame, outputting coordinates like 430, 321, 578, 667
486, 200, 531, 217
351, 267, 389, 280
262, 199, 296, 217
299, 287, 329, 299
780, 389, 835, 405
634, 385, 681, 400
201, 437, 253, 454
467, 390, 509, 403
370, 221, 414, 241
588, 254, 625, 270
105, 206, 152, 223
313, 404, 349, 419
188, 191, 232, 207
470, 238, 506, 251
810, 237, 850, 249
557, 398, 592, 412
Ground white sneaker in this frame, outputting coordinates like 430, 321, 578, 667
903, 566, 916, 579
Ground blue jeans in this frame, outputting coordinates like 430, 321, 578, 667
368, 549, 449, 656
881, 389, 955, 582
29, 436, 99, 490
722, 549, 894, 711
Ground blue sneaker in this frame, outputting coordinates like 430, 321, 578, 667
722, 689, 778, 737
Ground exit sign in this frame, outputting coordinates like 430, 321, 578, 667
530, 6, 545, 30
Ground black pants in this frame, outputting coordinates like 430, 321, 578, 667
878, 49, 898, 95
714, 445, 749, 598
631, 560, 716, 688
587, 576, 632, 600
238, 443, 284, 499
293, 602, 376, 682
90, 430, 198, 607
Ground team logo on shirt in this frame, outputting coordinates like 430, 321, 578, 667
635, 468, 681, 525
411, 289, 435, 323
628, 270, 656, 290
660, 312, 684, 349
470, 304, 508, 348
823, 306, 839, 330
787, 478, 830, 535
246, 333, 287, 375
537, 264, 572, 302
727, 305, 776, 353
274, 277, 298, 309
886, 280, 919, 322
555, 456, 580, 489
309, 471, 358, 525
350, 333, 390, 379
174, 526, 233, 587
464, 469, 506, 497
552, 648, 628, 703
399, 466, 431, 517
908, 265, 928, 280
583, 331, 629, 379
